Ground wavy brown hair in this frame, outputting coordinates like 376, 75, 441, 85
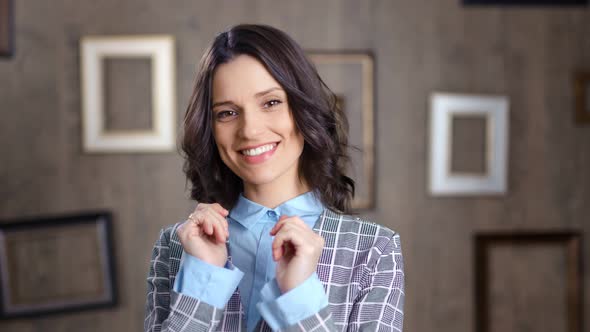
181, 24, 354, 213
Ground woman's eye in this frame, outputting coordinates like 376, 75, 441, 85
215, 110, 238, 121
264, 99, 282, 108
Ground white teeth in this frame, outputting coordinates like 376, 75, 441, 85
241, 143, 277, 156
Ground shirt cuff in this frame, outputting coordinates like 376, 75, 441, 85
256, 273, 328, 330
173, 251, 244, 309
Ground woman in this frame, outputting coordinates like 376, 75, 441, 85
145, 24, 404, 332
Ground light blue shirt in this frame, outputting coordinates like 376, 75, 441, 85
173, 191, 328, 331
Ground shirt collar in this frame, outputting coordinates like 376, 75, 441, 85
229, 191, 324, 229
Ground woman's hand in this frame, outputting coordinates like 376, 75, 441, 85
177, 203, 229, 267
270, 215, 325, 293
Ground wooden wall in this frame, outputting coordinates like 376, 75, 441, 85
1, 1, 588, 331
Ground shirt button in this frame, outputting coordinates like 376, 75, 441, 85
266, 210, 278, 220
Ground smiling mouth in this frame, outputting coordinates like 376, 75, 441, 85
240, 143, 278, 156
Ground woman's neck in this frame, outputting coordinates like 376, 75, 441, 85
243, 177, 310, 209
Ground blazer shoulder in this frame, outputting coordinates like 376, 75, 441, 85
164, 220, 186, 237
152, 222, 185, 278
155, 222, 182, 244
323, 209, 398, 239
320, 209, 399, 256
318, 210, 401, 276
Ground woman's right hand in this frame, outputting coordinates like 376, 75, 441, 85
177, 203, 230, 267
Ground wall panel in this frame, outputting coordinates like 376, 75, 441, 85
1, 1, 588, 331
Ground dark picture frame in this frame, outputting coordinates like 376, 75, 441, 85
0, 0, 14, 57
464, 0, 587, 5
574, 71, 590, 125
0, 211, 117, 319
474, 231, 582, 332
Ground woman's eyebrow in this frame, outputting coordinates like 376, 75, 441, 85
212, 87, 284, 109
211, 100, 234, 109
254, 87, 283, 98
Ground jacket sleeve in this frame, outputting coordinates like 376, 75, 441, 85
144, 228, 226, 332
346, 232, 404, 331
257, 273, 329, 330
280, 232, 405, 332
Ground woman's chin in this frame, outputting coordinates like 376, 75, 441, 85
240, 175, 276, 188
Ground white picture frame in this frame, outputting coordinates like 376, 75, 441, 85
429, 93, 509, 195
80, 35, 176, 153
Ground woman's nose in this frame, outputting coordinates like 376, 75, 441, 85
237, 108, 264, 138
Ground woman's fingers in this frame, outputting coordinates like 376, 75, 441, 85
272, 225, 305, 260
215, 203, 230, 216
213, 215, 228, 243
270, 216, 310, 260
199, 202, 229, 217
274, 242, 284, 261
192, 211, 212, 235
272, 227, 288, 260
270, 216, 325, 293
204, 209, 227, 243
272, 232, 287, 261
270, 215, 289, 235
188, 204, 229, 244
270, 215, 305, 235
177, 202, 230, 267
197, 203, 229, 229
271, 217, 325, 261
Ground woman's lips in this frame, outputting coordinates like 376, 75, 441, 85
240, 142, 279, 164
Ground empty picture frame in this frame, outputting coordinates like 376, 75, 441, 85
474, 231, 582, 332
573, 71, 590, 125
429, 93, 509, 195
0, 211, 116, 318
80, 35, 176, 153
309, 52, 375, 209
0, 0, 13, 57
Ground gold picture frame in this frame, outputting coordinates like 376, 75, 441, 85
308, 52, 375, 210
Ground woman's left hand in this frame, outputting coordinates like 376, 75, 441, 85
270, 215, 325, 293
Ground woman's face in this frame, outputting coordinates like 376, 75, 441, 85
211, 54, 305, 191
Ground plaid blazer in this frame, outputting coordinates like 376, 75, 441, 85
145, 209, 404, 332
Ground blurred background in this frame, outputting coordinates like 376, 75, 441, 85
0, 0, 589, 331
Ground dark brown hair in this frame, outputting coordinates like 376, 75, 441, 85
181, 24, 354, 213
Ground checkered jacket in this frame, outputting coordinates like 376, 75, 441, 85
145, 209, 404, 331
